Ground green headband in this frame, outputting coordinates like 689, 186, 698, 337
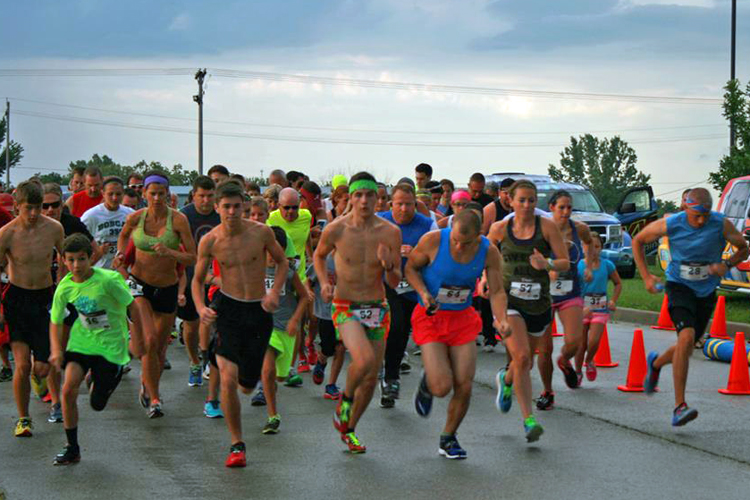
349, 179, 378, 194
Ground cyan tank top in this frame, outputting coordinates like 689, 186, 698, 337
666, 211, 725, 297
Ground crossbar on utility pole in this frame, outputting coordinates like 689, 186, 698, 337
730, 0, 737, 149
194, 69, 207, 175
5, 100, 9, 189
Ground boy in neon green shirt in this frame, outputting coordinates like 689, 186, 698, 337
48, 234, 142, 465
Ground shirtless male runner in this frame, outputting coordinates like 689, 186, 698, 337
0, 181, 64, 437
313, 172, 402, 454
192, 181, 289, 468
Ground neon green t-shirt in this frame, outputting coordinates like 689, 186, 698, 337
267, 208, 311, 280
50, 268, 134, 365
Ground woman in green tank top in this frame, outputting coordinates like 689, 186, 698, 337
487, 179, 569, 443
114, 170, 197, 418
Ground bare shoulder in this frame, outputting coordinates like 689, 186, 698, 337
171, 208, 190, 225
0, 218, 17, 239
488, 219, 508, 240
418, 229, 441, 247
375, 215, 399, 236
127, 208, 145, 224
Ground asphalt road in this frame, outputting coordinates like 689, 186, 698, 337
1, 319, 749, 500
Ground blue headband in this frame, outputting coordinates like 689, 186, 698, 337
144, 175, 169, 187
685, 197, 710, 213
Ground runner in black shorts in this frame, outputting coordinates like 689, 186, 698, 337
192, 181, 289, 468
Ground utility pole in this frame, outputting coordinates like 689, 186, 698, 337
194, 69, 207, 175
730, 0, 737, 149
5, 100, 9, 189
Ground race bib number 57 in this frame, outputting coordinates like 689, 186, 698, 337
510, 281, 541, 301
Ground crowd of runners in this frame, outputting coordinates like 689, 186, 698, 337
0, 162, 745, 467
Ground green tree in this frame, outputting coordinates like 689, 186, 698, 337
708, 79, 750, 192
35, 172, 67, 185
0, 116, 24, 180
548, 134, 651, 212
655, 198, 679, 216
66, 155, 198, 186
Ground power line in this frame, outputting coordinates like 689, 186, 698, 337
655, 179, 710, 197
6, 97, 727, 137
13, 108, 728, 148
0, 68, 193, 77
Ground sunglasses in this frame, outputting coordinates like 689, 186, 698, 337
42, 201, 62, 209
281, 205, 299, 211
129, 184, 143, 189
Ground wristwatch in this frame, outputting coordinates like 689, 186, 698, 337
723, 259, 735, 269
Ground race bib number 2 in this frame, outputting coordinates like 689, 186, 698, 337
436, 286, 471, 304
550, 279, 573, 297
352, 306, 381, 328
510, 282, 541, 301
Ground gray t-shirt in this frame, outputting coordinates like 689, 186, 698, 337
306, 256, 335, 320
266, 266, 297, 331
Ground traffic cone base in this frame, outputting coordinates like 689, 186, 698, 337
594, 324, 619, 368
718, 332, 750, 395
651, 294, 675, 331
709, 295, 730, 340
551, 316, 563, 337
617, 328, 647, 393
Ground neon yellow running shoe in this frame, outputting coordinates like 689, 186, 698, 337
341, 432, 366, 454
14, 418, 33, 437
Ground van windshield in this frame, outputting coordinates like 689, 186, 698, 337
537, 190, 604, 213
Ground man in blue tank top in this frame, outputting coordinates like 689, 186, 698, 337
377, 183, 437, 409
405, 210, 510, 459
633, 188, 748, 426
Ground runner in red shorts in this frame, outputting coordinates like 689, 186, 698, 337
406, 210, 510, 459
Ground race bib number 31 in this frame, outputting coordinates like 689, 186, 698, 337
352, 307, 382, 328
436, 286, 471, 304
510, 281, 541, 301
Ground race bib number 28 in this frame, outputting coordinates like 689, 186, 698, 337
679, 262, 709, 281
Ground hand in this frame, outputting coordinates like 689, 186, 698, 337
608, 300, 617, 312
101, 242, 112, 255
152, 243, 172, 257
643, 274, 662, 294
400, 245, 413, 257
493, 316, 511, 338
262, 289, 280, 313
287, 319, 300, 338
199, 305, 218, 326
48, 351, 63, 372
584, 268, 593, 282
321, 283, 335, 303
529, 249, 549, 271
420, 291, 438, 314
583, 306, 592, 318
709, 262, 729, 276
378, 243, 394, 271
549, 270, 559, 282
177, 294, 187, 307
112, 252, 124, 269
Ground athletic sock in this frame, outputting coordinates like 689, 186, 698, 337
345, 427, 355, 434
65, 427, 79, 449
342, 393, 353, 404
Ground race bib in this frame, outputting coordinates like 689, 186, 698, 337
396, 279, 413, 294
127, 278, 144, 298
264, 277, 286, 296
510, 281, 541, 301
584, 294, 607, 310
79, 310, 111, 330
679, 262, 709, 281
352, 306, 381, 328
436, 286, 471, 304
550, 279, 573, 297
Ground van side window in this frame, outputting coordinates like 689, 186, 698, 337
725, 181, 750, 219
622, 190, 650, 212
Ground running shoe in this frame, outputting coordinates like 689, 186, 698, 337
334, 396, 352, 433
138, 384, 149, 409
557, 356, 580, 389
14, 417, 32, 437
122, 363, 132, 375
284, 373, 303, 387
380, 379, 395, 409
203, 400, 224, 419
341, 431, 366, 454
644, 351, 661, 395
188, 364, 203, 387
524, 415, 544, 442
53, 444, 81, 466
672, 403, 699, 427
438, 434, 467, 459
576, 371, 584, 387
225, 442, 247, 468
148, 401, 164, 419
388, 379, 401, 399
30, 374, 48, 400
163, 358, 171, 370
400, 360, 412, 375
0, 366, 12, 382
251, 388, 267, 406
414, 372, 433, 417
694, 334, 708, 349
306, 346, 318, 367
48, 402, 63, 423
312, 362, 326, 385
262, 415, 281, 434
203, 363, 211, 380
42, 393, 52, 403
413, 347, 421, 356
483, 338, 497, 353
324, 384, 340, 400
535, 391, 555, 411
495, 368, 512, 413
585, 362, 597, 382
297, 359, 311, 373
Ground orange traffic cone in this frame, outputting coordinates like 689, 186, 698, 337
617, 329, 647, 392
552, 314, 563, 337
718, 332, 750, 395
709, 295, 730, 340
594, 324, 619, 368
651, 295, 675, 331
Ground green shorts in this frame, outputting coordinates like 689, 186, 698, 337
331, 299, 390, 342
268, 328, 296, 379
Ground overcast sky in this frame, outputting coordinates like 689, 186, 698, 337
2, 0, 748, 202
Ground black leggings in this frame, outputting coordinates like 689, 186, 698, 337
476, 297, 496, 346
384, 287, 417, 381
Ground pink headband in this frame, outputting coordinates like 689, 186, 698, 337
451, 190, 471, 203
